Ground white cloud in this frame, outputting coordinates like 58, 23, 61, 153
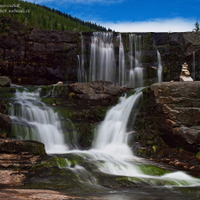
100, 18, 196, 32
23, 0, 123, 4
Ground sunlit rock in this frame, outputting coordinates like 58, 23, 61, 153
180, 63, 193, 82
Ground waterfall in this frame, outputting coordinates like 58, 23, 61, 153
87, 88, 200, 185
77, 34, 87, 82
88, 33, 145, 88
9, 89, 77, 154
8, 86, 200, 188
157, 50, 163, 82
118, 34, 126, 86
129, 34, 144, 88
193, 51, 195, 81
89, 32, 116, 82
93, 88, 142, 155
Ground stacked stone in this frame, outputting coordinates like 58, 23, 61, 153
180, 63, 193, 81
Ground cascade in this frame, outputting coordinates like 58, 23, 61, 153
89, 32, 116, 82
8, 86, 200, 189
67, 88, 200, 187
88, 33, 144, 88
93, 88, 142, 155
9, 89, 77, 154
77, 34, 87, 82
129, 34, 144, 88
117, 34, 126, 86
157, 50, 163, 82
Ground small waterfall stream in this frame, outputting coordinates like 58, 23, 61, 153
9, 89, 76, 154
89, 32, 116, 82
77, 33, 87, 82
157, 50, 163, 82
118, 34, 126, 86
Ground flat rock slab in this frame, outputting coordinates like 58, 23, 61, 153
0, 189, 110, 200
68, 80, 128, 106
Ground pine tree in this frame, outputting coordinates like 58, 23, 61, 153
194, 20, 200, 32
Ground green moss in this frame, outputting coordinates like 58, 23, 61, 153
75, 122, 96, 148
139, 165, 170, 176
54, 157, 67, 168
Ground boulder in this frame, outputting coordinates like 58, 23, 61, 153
68, 80, 128, 106
0, 76, 11, 86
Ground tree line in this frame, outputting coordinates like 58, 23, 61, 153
0, 0, 112, 32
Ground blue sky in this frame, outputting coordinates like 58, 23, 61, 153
23, 0, 200, 32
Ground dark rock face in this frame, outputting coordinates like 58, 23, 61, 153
68, 80, 128, 106
0, 17, 79, 85
1, 17, 200, 85
149, 81, 200, 152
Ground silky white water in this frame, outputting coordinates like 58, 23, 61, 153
9, 89, 77, 154
89, 32, 116, 82
129, 34, 144, 88
59, 88, 200, 187
77, 34, 87, 82
88, 33, 144, 87
118, 34, 126, 86
9, 87, 200, 187
157, 50, 163, 82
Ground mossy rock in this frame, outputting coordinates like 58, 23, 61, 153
0, 138, 46, 155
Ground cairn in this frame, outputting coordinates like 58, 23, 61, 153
180, 63, 193, 81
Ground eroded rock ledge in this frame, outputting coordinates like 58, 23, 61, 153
150, 81, 200, 152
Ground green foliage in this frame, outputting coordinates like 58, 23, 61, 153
0, 0, 110, 32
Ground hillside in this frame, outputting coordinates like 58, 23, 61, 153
0, 0, 109, 32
